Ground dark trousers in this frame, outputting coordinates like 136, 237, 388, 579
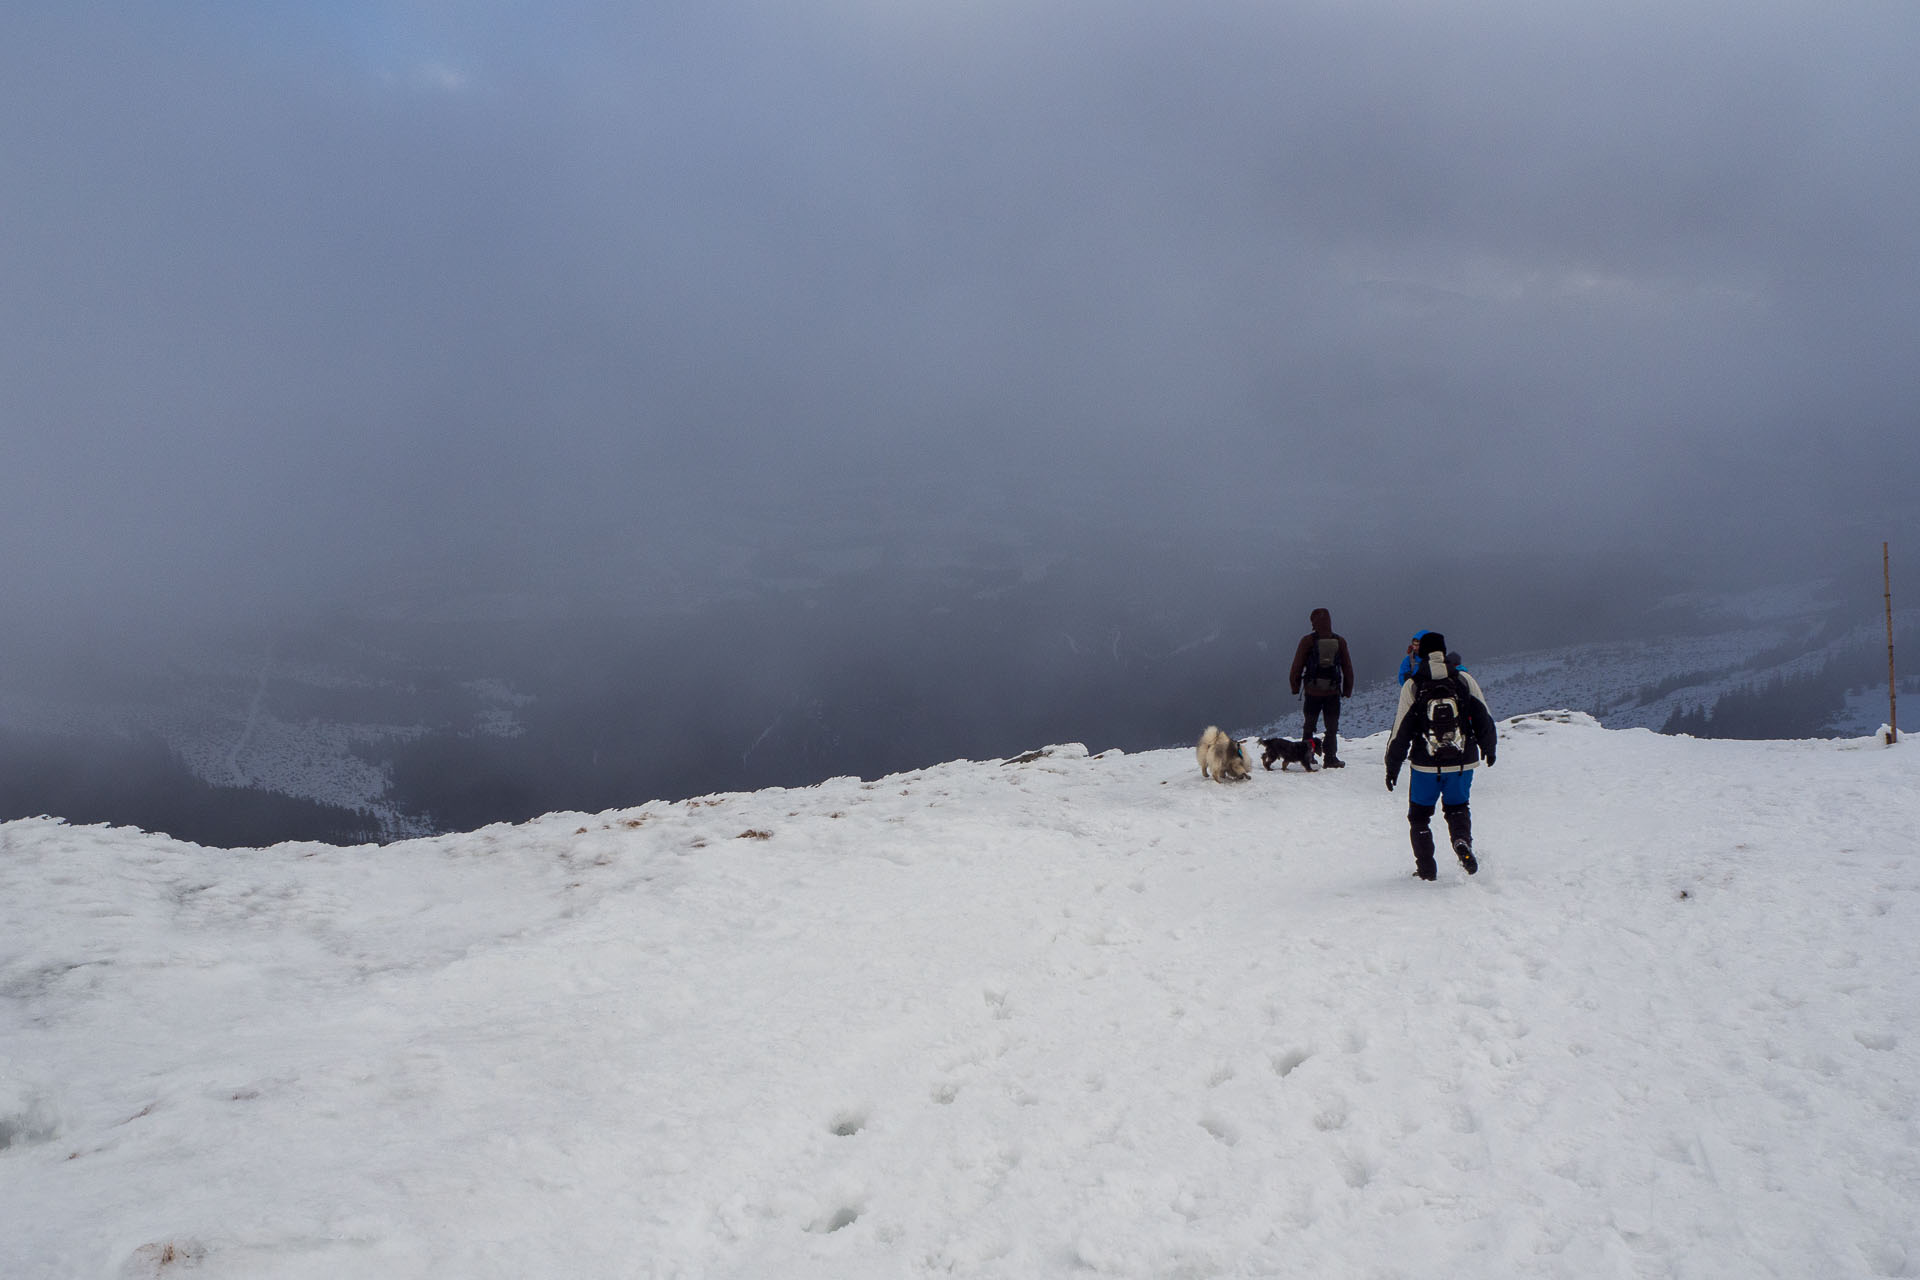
1302, 694, 1341, 760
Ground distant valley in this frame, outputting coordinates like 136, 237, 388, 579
4, 565, 1911, 847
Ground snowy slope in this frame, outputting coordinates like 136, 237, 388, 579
2, 719, 1917, 1278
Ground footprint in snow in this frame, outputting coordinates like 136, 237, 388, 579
808, 1205, 862, 1234
1271, 1049, 1311, 1078
1200, 1112, 1240, 1147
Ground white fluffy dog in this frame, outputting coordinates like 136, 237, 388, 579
1197, 726, 1251, 782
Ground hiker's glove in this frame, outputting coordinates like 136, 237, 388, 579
1484, 748, 1496, 768
1385, 770, 1398, 792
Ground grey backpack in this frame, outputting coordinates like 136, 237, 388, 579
1303, 636, 1342, 697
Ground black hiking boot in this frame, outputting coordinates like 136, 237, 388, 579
1411, 827, 1437, 881
1322, 755, 1345, 769
1443, 806, 1477, 874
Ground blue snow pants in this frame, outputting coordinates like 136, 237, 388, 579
1409, 768, 1474, 809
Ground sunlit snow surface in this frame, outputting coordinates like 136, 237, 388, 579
3, 717, 1917, 1278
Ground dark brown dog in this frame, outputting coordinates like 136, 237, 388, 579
1259, 736, 1320, 771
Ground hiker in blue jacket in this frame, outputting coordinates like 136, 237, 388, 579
1395, 630, 1431, 684
1397, 630, 1467, 684
1385, 631, 1497, 881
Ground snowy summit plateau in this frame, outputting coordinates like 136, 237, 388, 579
2, 714, 1916, 1278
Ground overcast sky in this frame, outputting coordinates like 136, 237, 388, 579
4, 0, 1917, 636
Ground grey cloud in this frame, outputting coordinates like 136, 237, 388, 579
2, 0, 1917, 641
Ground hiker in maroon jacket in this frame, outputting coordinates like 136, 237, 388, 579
1288, 608, 1355, 768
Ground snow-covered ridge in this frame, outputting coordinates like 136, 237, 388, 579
1273, 600, 1917, 747
4, 718, 1915, 1277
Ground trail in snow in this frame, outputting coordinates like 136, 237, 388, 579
741, 711, 785, 766
222, 645, 275, 787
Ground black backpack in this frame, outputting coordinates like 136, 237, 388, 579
1303, 636, 1342, 697
1413, 660, 1472, 766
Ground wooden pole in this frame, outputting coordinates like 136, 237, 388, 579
1887, 541, 1898, 745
